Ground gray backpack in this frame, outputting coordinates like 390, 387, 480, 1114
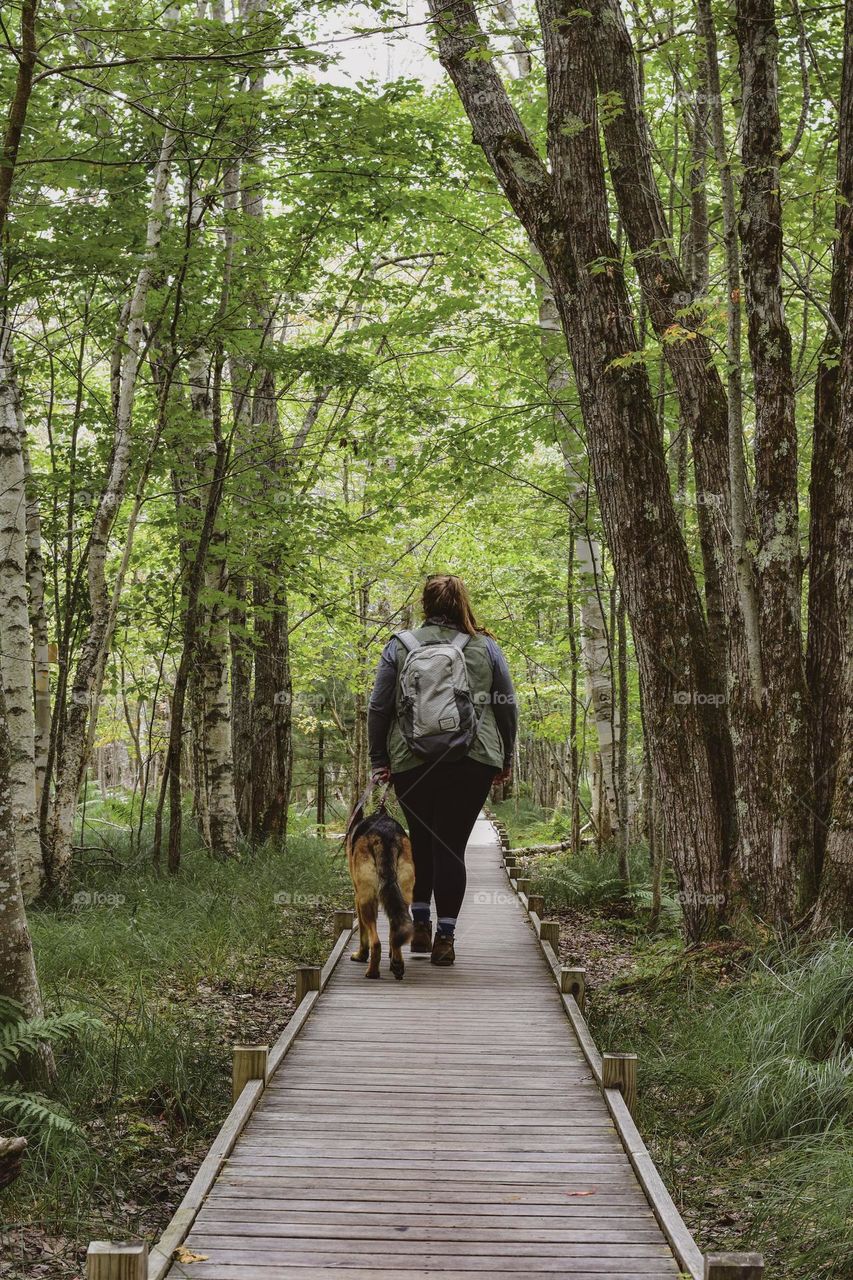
395, 630, 484, 762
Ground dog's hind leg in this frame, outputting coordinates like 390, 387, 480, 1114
350, 901, 369, 963
389, 933, 405, 981
361, 898, 381, 979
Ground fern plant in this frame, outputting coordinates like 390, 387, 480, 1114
0, 997, 98, 1140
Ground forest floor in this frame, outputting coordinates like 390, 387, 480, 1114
494, 796, 852, 1280
0, 814, 352, 1280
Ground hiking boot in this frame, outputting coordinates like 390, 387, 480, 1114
410, 921, 432, 954
431, 934, 455, 966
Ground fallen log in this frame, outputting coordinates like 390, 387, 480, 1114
506, 838, 573, 857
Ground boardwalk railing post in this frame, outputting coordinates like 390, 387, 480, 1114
87, 1242, 147, 1280
296, 964, 321, 1004
704, 1255, 764, 1279
602, 1051, 638, 1115
516, 877, 530, 896
539, 920, 560, 949
231, 1044, 269, 1105
560, 966, 587, 1013
527, 893, 544, 917
333, 909, 354, 935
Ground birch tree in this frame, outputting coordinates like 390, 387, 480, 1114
0, 322, 42, 900
0, 685, 51, 1077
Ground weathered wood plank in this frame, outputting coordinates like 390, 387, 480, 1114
161, 819, 687, 1280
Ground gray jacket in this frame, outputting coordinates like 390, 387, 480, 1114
368, 616, 518, 773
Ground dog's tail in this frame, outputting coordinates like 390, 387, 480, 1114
378, 846, 413, 948
379, 877, 414, 948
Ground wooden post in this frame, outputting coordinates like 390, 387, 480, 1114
296, 964, 321, 1005
704, 1255, 764, 1280
602, 1051, 637, 1115
333, 909, 354, 936
701, 1254, 758, 1274
560, 966, 586, 1012
516, 877, 530, 896
231, 1045, 268, 1105
527, 893, 544, 917
87, 1243, 147, 1280
539, 920, 560, 949
505, 859, 518, 876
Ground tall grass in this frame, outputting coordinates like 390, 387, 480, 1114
591, 935, 853, 1278
4, 799, 351, 1253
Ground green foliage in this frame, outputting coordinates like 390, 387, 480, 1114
529, 843, 681, 922
590, 938, 853, 1277
0, 1000, 97, 1142
10, 820, 350, 1239
709, 938, 853, 1140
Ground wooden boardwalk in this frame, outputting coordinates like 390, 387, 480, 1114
166, 817, 682, 1279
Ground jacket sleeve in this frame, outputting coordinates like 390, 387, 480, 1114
367, 638, 399, 769
486, 638, 518, 769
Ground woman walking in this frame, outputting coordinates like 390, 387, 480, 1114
367, 575, 518, 966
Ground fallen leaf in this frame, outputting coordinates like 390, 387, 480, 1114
173, 1247, 209, 1264
565, 1189, 597, 1197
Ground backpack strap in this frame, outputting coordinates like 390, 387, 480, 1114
395, 630, 421, 653
450, 631, 472, 651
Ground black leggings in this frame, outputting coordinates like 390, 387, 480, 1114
392, 758, 498, 923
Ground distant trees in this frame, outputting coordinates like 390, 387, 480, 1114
0, 0, 848, 943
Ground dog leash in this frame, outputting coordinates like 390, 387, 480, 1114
344, 776, 392, 844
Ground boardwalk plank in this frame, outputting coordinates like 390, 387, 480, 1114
164, 818, 681, 1279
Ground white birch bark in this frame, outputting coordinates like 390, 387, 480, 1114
0, 323, 42, 900
48, 126, 177, 893
22, 437, 50, 806
0, 683, 53, 1082
187, 354, 238, 860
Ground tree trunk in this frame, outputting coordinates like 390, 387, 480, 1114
812, 4, 853, 932
186, 353, 238, 861
0, 328, 42, 901
201, 555, 239, 859
230, 572, 252, 834
735, 0, 813, 921
566, 531, 581, 856
22, 435, 50, 811
0, 0, 38, 243
316, 710, 326, 837
805, 0, 852, 904
0, 684, 53, 1082
429, 0, 736, 936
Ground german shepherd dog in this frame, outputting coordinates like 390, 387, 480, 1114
347, 801, 415, 980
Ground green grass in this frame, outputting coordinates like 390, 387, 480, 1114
3, 799, 351, 1267
589, 935, 853, 1279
